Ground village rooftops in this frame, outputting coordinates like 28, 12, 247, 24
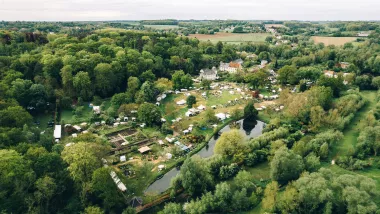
200, 67, 217, 75
229, 62, 241, 68
324, 70, 336, 78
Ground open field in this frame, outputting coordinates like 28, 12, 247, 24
311, 36, 357, 46
143, 25, 180, 29
188, 32, 270, 43
330, 91, 377, 158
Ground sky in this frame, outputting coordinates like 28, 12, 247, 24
0, 0, 380, 21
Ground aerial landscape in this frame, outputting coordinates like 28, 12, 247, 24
1, 0, 380, 214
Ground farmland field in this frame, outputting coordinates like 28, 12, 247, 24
143, 25, 180, 29
188, 32, 270, 43
311, 36, 357, 46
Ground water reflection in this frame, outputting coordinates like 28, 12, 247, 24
144, 118, 264, 194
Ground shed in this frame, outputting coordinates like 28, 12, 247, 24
54, 125, 61, 139
138, 146, 151, 154
120, 155, 126, 162
158, 140, 164, 145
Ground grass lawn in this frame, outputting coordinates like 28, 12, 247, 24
33, 112, 54, 129
60, 106, 92, 124
242, 162, 271, 180
330, 90, 377, 159
60, 99, 111, 124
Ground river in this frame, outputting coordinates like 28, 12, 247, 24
144, 118, 265, 195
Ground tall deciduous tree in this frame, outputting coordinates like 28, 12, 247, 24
270, 146, 304, 184
0, 149, 35, 213
277, 65, 297, 84
137, 103, 161, 126
262, 181, 279, 212
186, 95, 196, 108
73, 71, 93, 100
94, 63, 116, 97
214, 129, 247, 159
61, 142, 105, 184
179, 155, 213, 196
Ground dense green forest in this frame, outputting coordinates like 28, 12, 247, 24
0, 21, 380, 214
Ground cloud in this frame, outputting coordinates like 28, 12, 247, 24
0, 0, 379, 21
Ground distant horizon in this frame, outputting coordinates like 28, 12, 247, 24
1, 19, 380, 22
1, 0, 380, 22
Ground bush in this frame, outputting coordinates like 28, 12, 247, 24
219, 163, 239, 180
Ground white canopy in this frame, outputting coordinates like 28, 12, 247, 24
176, 99, 186, 105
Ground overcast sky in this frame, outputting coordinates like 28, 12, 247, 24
1, 0, 379, 21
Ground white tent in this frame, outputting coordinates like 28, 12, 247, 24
120, 155, 126, 162
215, 113, 227, 120
197, 105, 206, 110
166, 153, 173, 159
158, 165, 165, 171
176, 99, 186, 105
93, 106, 100, 114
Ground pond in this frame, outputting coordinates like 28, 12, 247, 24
144, 118, 264, 195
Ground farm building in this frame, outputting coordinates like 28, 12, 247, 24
199, 67, 218, 80
219, 59, 243, 73
324, 70, 336, 78
357, 32, 369, 37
